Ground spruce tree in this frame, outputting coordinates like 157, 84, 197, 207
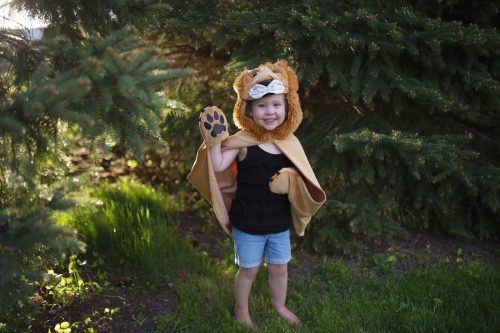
155, 0, 500, 252
1, 1, 188, 329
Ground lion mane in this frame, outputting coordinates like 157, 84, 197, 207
232, 60, 303, 141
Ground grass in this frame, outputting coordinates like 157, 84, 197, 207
154, 259, 499, 333
55, 180, 500, 332
299, 261, 500, 333
55, 180, 210, 282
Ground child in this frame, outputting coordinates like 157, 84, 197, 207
188, 60, 326, 327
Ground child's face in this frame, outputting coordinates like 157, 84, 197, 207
248, 94, 286, 131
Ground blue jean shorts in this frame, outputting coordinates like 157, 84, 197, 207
231, 227, 292, 268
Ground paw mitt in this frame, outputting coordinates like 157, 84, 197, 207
199, 106, 229, 147
269, 168, 297, 194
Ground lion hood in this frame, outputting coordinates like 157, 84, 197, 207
232, 60, 302, 141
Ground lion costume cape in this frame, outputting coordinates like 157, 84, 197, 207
187, 61, 326, 236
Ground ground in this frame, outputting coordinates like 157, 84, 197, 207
30, 146, 499, 332
182, 209, 499, 279
31, 211, 499, 333
32, 285, 177, 333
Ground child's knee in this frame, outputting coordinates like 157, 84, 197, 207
239, 266, 260, 280
268, 263, 288, 277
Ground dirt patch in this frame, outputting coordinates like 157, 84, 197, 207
287, 232, 499, 282
384, 232, 499, 276
288, 250, 322, 281
110, 286, 177, 333
177, 211, 229, 260
31, 285, 177, 333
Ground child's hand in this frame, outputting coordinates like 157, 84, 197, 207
199, 106, 229, 147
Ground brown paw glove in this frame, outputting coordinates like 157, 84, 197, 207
199, 106, 229, 147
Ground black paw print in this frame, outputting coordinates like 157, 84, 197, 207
203, 110, 227, 137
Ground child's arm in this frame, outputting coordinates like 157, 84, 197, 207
209, 144, 239, 172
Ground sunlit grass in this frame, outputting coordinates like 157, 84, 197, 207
55, 179, 210, 282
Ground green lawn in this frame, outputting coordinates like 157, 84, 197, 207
56, 180, 500, 333
153, 259, 499, 333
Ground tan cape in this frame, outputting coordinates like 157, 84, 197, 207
187, 130, 326, 236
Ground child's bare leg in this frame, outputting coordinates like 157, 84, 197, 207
267, 263, 300, 325
234, 266, 259, 326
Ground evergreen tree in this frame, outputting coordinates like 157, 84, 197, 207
0, 1, 188, 329
155, 0, 500, 252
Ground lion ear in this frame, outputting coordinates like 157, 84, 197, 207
275, 59, 289, 70
233, 70, 249, 96
274, 60, 298, 93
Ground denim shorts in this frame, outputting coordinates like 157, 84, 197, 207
231, 227, 292, 268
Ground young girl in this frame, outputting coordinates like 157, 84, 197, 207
188, 61, 326, 327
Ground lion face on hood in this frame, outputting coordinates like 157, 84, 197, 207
232, 60, 302, 141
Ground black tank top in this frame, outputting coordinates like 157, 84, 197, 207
229, 145, 294, 234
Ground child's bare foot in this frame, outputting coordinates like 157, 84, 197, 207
275, 306, 300, 325
234, 304, 255, 328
